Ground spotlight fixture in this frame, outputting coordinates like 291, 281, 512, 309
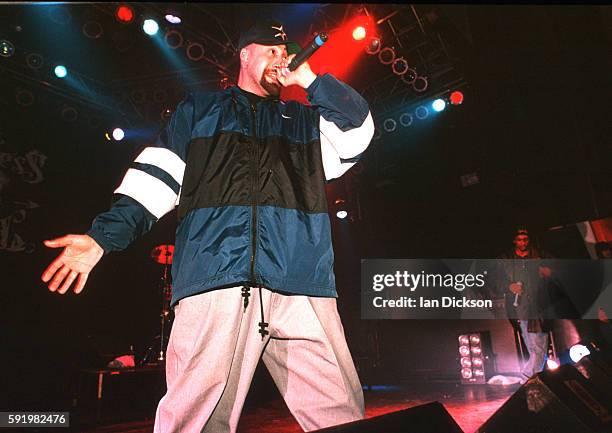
82, 21, 103, 39
546, 359, 560, 370
15, 89, 34, 107
54, 65, 68, 78
401, 68, 417, 85
61, 106, 78, 122
399, 112, 413, 127
0, 39, 15, 58
116, 5, 134, 24
161, 108, 173, 121
352, 26, 366, 41
415, 105, 429, 120
334, 199, 348, 220
365, 37, 381, 55
378, 47, 395, 65
165, 14, 182, 24
164, 30, 183, 49
383, 118, 397, 133
186, 42, 205, 61
450, 90, 464, 105
569, 344, 590, 363
143, 19, 159, 36
25, 53, 44, 69
459, 332, 492, 384
413, 76, 428, 93
112, 128, 125, 141
391, 57, 408, 76
432, 98, 446, 112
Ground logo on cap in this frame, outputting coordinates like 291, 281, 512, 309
272, 25, 287, 41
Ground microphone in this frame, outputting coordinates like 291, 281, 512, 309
512, 281, 523, 307
288, 32, 328, 71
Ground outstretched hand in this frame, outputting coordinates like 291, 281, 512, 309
41, 234, 104, 294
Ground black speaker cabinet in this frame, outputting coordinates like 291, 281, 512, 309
478, 363, 612, 433
312, 401, 464, 433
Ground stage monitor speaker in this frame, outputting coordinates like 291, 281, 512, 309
478, 362, 612, 433
312, 401, 464, 433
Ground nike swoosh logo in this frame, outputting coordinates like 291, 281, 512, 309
281, 114, 292, 119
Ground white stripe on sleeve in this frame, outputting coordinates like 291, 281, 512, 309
319, 111, 374, 159
134, 147, 186, 185
114, 168, 178, 219
319, 111, 374, 180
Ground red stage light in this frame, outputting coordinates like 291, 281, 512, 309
352, 26, 366, 41
450, 90, 464, 105
116, 5, 134, 24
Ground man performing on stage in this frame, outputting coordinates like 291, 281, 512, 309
498, 229, 553, 382
41, 19, 374, 433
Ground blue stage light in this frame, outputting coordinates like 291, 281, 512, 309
432, 98, 446, 112
143, 19, 159, 36
54, 65, 68, 78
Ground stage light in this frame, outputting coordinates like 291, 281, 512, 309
82, 21, 103, 39
352, 26, 366, 41
116, 5, 134, 24
472, 357, 483, 367
458, 335, 470, 346
112, 128, 125, 141
161, 108, 173, 121
415, 105, 429, 120
459, 345, 470, 357
399, 113, 413, 127
470, 334, 481, 345
450, 90, 464, 105
164, 29, 183, 49
383, 118, 396, 133
336, 210, 348, 219
392, 57, 408, 76
460, 357, 472, 368
165, 14, 181, 24
15, 89, 34, 107
413, 76, 428, 93
186, 42, 205, 61
473, 368, 485, 377
26, 53, 44, 70
365, 37, 381, 55
546, 359, 559, 370
470, 346, 482, 356
461, 368, 472, 379
143, 19, 159, 36
54, 65, 68, 78
0, 39, 15, 58
432, 98, 446, 112
401, 68, 417, 85
378, 47, 395, 65
569, 344, 590, 363
61, 106, 78, 122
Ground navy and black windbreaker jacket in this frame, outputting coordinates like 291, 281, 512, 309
86, 73, 374, 306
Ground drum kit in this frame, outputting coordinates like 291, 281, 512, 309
140, 244, 175, 365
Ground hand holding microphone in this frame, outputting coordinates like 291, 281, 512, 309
275, 32, 328, 89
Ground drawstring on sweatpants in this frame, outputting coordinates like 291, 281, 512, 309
240, 285, 269, 340
241, 285, 250, 310
258, 286, 269, 340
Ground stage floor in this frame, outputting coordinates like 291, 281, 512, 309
81, 381, 519, 433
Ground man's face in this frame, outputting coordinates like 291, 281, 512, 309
241, 43, 288, 96
514, 235, 530, 252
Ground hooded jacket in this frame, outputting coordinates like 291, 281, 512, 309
86, 73, 374, 306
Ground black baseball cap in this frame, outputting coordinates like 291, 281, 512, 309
238, 19, 301, 54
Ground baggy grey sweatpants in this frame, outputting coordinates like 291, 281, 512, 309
153, 286, 364, 433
